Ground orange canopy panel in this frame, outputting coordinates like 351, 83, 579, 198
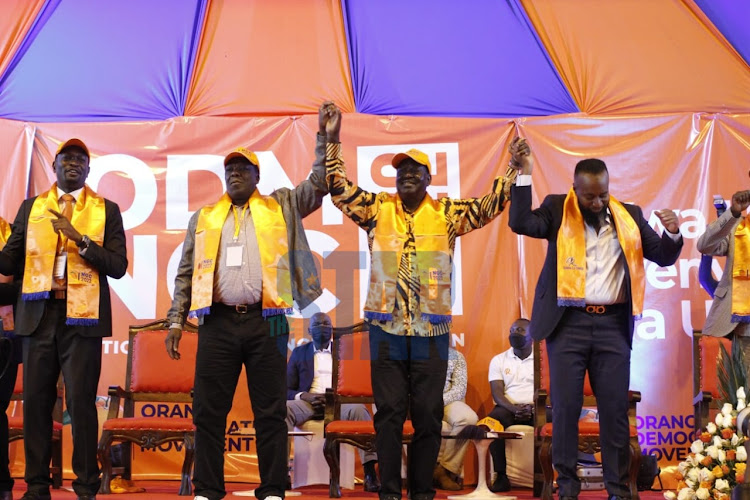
521, 0, 750, 115
185, 0, 354, 116
0, 119, 34, 214
0, 0, 47, 81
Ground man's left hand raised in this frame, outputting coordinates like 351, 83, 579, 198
655, 209, 680, 234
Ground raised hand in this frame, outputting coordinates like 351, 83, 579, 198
326, 103, 341, 143
655, 209, 680, 234
319, 100, 334, 136
508, 137, 533, 175
731, 190, 750, 218
47, 208, 82, 244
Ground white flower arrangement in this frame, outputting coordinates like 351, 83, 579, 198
665, 387, 748, 500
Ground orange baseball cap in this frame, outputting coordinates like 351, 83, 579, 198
55, 138, 90, 157
476, 416, 505, 433
391, 148, 431, 170
224, 147, 259, 167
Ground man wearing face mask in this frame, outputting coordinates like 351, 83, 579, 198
286, 312, 380, 492
486, 318, 533, 493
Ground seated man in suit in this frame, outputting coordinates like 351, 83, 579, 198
487, 318, 534, 492
286, 312, 380, 492
433, 347, 477, 490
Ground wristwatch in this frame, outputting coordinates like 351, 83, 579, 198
76, 235, 91, 249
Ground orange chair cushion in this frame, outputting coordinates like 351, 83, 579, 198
130, 330, 198, 393
539, 421, 638, 438
336, 333, 373, 396
8, 416, 62, 431
102, 417, 195, 431
327, 419, 414, 436
701, 336, 732, 398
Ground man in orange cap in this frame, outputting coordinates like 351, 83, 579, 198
165, 103, 330, 500
322, 102, 520, 500
0, 138, 128, 500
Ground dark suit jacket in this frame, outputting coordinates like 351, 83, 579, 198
287, 341, 317, 400
0, 194, 128, 337
509, 184, 683, 344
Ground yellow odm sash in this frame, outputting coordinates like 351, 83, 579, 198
189, 191, 293, 319
0, 217, 14, 331
556, 188, 645, 319
23, 184, 105, 326
365, 194, 452, 323
732, 218, 750, 322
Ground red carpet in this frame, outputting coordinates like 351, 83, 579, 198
8, 481, 669, 499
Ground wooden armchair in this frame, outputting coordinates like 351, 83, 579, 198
97, 319, 198, 495
692, 330, 731, 433
533, 340, 641, 500
8, 364, 64, 488
323, 323, 415, 498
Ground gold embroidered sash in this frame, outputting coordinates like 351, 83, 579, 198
0, 218, 14, 331
556, 188, 645, 318
23, 184, 105, 325
189, 191, 293, 319
732, 217, 750, 322
365, 194, 452, 322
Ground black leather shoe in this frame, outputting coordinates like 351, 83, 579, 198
489, 474, 511, 492
77, 496, 97, 500
559, 496, 578, 500
20, 493, 51, 500
363, 471, 381, 492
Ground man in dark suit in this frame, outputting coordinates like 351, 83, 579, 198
286, 312, 380, 492
507, 139, 682, 500
0, 138, 128, 500
0, 215, 21, 500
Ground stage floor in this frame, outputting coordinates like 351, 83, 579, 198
10, 481, 669, 499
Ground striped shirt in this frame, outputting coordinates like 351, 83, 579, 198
326, 142, 510, 337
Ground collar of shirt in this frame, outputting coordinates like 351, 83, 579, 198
57, 186, 84, 203
314, 343, 332, 354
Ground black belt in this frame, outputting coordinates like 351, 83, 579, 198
569, 303, 627, 315
213, 302, 261, 314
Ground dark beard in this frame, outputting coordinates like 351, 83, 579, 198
581, 207, 605, 227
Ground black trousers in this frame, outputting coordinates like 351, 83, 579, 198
546, 307, 631, 498
23, 299, 102, 496
192, 303, 289, 500
368, 324, 448, 500
487, 405, 533, 477
0, 335, 19, 492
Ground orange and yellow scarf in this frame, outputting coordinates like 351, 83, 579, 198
23, 184, 105, 326
365, 194, 452, 323
189, 191, 293, 319
557, 188, 645, 318
0, 218, 14, 331
732, 217, 750, 322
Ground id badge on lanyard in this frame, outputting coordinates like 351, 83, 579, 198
54, 252, 67, 279
227, 203, 248, 268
